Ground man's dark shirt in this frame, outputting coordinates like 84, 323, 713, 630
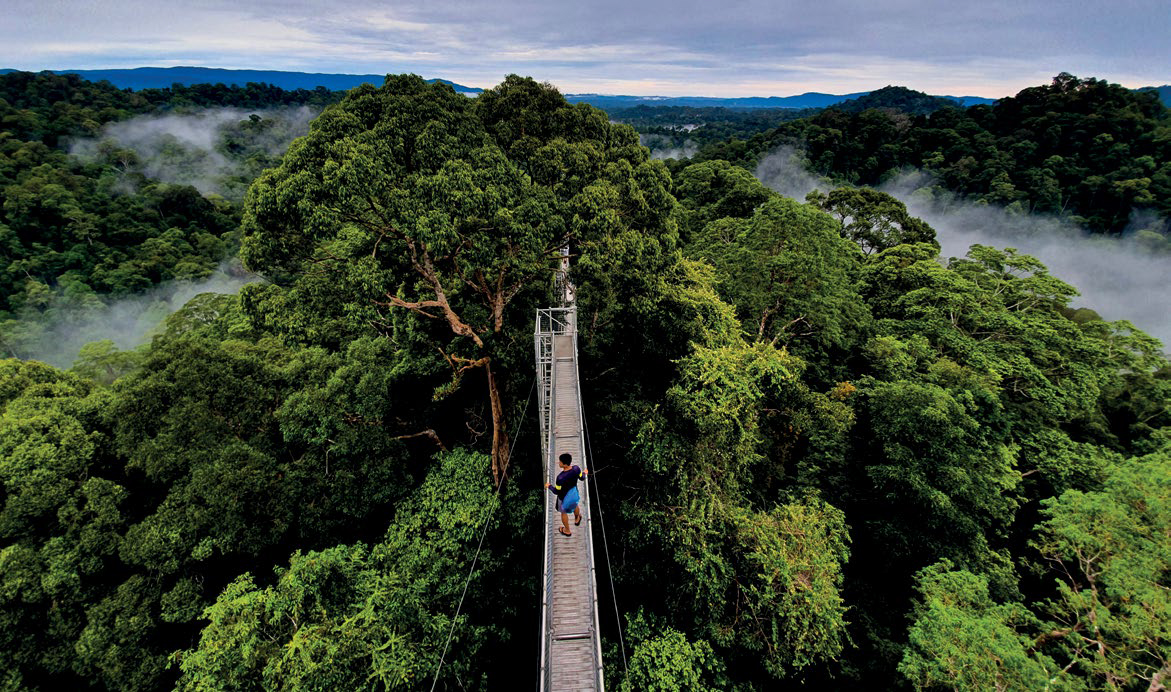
548, 465, 582, 499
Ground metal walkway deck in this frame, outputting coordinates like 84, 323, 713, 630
535, 307, 604, 691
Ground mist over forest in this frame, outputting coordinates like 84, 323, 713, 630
6, 265, 258, 367
0, 70, 1168, 691
893, 176, 1171, 344
751, 148, 1171, 344
69, 105, 318, 201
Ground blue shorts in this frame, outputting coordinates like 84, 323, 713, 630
559, 486, 580, 514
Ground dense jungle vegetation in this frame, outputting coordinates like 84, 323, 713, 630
0, 70, 1169, 690
0, 73, 345, 363
654, 76, 1171, 236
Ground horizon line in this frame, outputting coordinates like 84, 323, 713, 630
1, 65, 1025, 101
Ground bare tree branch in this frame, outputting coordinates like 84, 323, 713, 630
393, 429, 447, 451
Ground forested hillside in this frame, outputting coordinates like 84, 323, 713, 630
0, 72, 345, 365
666, 74, 1171, 236
1, 71, 1169, 690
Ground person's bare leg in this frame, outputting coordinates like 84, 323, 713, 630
560, 512, 571, 535
574, 506, 582, 525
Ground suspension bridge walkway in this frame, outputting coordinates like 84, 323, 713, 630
535, 306, 605, 691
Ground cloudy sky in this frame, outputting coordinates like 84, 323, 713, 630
4, 0, 1168, 97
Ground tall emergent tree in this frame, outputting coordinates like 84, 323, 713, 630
240, 74, 672, 482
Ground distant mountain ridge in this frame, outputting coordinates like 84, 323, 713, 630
1137, 85, 1171, 107
564, 92, 878, 109
13, 66, 1167, 110
0, 66, 1000, 110
565, 91, 996, 110
0, 66, 484, 94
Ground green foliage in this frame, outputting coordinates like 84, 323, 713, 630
806, 186, 938, 255
0, 135, 238, 315
0, 360, 110, 542
71, 339, 143, 384
627, 338, 853, 680
0, 71, 153, 145
620, 613, 731, 692
0, 319, 423, 687
1, 70, 1169, 691
661, 492, 852, 679
0, 71, 341, 146
111, 334, 410, 568
673, 159, 773, 241
862, 243, 1115, 433
686, 191, 871, 375
75, 575, 169, 689
722, 499, 851, 675
0, 71, 342, 366
641, 340, 799, 498
240, 72, 679, 479
1032, 451, 1171, 689
675, 73, 1171, 234
899, 563, 1069, 691
859, 378, 1017, 555
833, 86, 965, 116
0, 360, 125, 686
611, 105, 813, 129
900, 452, 1171, 691
176, 448, 500, 690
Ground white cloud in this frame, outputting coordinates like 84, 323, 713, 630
359, 14, 433, 33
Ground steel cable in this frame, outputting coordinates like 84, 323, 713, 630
430, 376, 537, 691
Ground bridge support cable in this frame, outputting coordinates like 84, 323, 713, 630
535, 306, 605, 691
581, 414, 628, 676
429, 378, 535, 692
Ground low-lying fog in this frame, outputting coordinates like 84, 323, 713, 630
755, 147, 1171, 348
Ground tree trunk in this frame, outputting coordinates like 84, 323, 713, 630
485, 360, 510, 486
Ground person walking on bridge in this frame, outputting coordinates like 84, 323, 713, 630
545, 453, 587, 536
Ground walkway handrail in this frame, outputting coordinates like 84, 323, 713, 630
535, 307, 575, 457
535, 305, 604, 691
